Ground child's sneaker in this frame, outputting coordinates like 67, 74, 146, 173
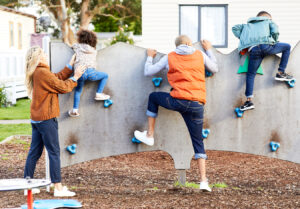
134, 130, 154, 146
199, 181, 212, 192
68, 110, 80, 117
54, 186, 75, 197
275, 72, 294, 81
95, 93, 110, 101
240, 101, 255, 111
24, 188, 40, 195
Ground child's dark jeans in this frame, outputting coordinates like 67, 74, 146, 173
24, 118, 61, 183
147, 92, 207, 160
246, 43, 291, 98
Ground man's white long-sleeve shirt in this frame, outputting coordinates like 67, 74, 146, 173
144, 45, 219, 76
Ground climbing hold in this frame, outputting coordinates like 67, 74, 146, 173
235, 107, 244, 118
286, 78, 296, 88
152, 77, 163, 87
238, 56, 264, 75
205, 70, 213, 77
269, 141, 280, 152
66, 144, 77, 154
132, 137, 141, 144
104, 99, 113, 108
202, 129, 210, 138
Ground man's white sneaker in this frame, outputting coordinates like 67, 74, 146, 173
24, 188, 40, 196
134, 130, 154, 146
95, 93, 110, 101
199, 181, 212, 192
54, 186, 75, 197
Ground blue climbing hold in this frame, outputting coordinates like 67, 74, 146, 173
270, 141, 280, 152
202, 129, 210, 138
132, 137, 141, 144
235, 107, 244, 118
152, 77, 163, 87
104, 99, 113, 108
287, 78, 296, 88
66, 144, 77, 154
21, 199, 82, 209
205, 70, 213, 77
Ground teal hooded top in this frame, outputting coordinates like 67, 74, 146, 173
232, 16, 279, 52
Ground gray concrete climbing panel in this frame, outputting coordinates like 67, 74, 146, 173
50, 42, 300, 170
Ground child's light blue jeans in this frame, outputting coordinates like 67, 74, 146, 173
73, 68, 108, 109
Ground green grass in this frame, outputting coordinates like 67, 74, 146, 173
211, 182, 228, 188
0, 124, 31, 142
174, 181, 200, 189
0, 99, 30, 120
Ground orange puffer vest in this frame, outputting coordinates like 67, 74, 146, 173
167, 50, 206, 104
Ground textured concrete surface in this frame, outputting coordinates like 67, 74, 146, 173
50, 42, 299, 170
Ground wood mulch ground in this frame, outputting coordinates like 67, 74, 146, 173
0, 137, 299, 209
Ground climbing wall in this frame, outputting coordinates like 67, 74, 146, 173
50, 42, 300, 170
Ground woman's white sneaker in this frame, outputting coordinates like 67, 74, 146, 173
199, 181, 212, 192
54, 186, 75, 197
134, 130, 154, 146
95, 93, 110, 100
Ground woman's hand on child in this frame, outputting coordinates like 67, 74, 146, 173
147, 49, 157, 58
69, 54, 76, 67
201, 40, 212, 51
74, 65, 86, 80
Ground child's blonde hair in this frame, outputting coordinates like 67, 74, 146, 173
25, 46, 43, 99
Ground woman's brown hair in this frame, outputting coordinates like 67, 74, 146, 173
77, 29, 97, 48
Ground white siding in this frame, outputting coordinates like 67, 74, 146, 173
0, 10, 35, 51
139, 0, 300, 54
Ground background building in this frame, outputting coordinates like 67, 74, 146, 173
140, 0, 300, 54
0, 6, 36, 104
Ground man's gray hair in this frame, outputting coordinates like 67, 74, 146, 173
175, 35, 192, 47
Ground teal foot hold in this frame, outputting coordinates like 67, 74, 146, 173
270, 141, 280, 152
152, 77, 163, 87
104, 99, 113, 108
287, 79, 296, 88
202, 129, 210, 138
66, 144, 77, 154
132, 137, 141, 144
235, 107, 244, 118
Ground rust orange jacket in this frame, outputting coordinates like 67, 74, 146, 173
30, 63, 77, 121
167, 50, 206, 104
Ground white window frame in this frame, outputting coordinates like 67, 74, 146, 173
179, 4, 228, 48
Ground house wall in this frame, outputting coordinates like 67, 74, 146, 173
0, 9, 35, 51
140, 0, 300, 54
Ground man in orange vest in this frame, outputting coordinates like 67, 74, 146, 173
134, 35, 218, 192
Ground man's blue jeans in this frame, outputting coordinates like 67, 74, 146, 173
24, 118, 61, 183
147, 92, 207, 159
246, 43, 291, 98
74, 68, 108, 109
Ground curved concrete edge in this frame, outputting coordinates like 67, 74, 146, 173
0, 135, 31, 144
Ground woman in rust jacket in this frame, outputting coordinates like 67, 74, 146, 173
24, 46, 85, 197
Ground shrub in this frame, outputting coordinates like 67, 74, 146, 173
0, 86, 7, 108
110, 25, 134, 45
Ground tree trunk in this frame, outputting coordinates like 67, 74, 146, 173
80, 0, 93, 29
59, 0, 76, 45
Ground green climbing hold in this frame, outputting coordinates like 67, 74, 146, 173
238, 56, 263, 75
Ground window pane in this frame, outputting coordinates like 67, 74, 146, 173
201, 7, 226, 46
10, 22, 14, 47
180, 6, 198, 43
18, 24, 22, 49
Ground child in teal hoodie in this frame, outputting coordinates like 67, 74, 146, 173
232, 11, 294, 111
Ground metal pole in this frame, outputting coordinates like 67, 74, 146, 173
177, 169, 186, 185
